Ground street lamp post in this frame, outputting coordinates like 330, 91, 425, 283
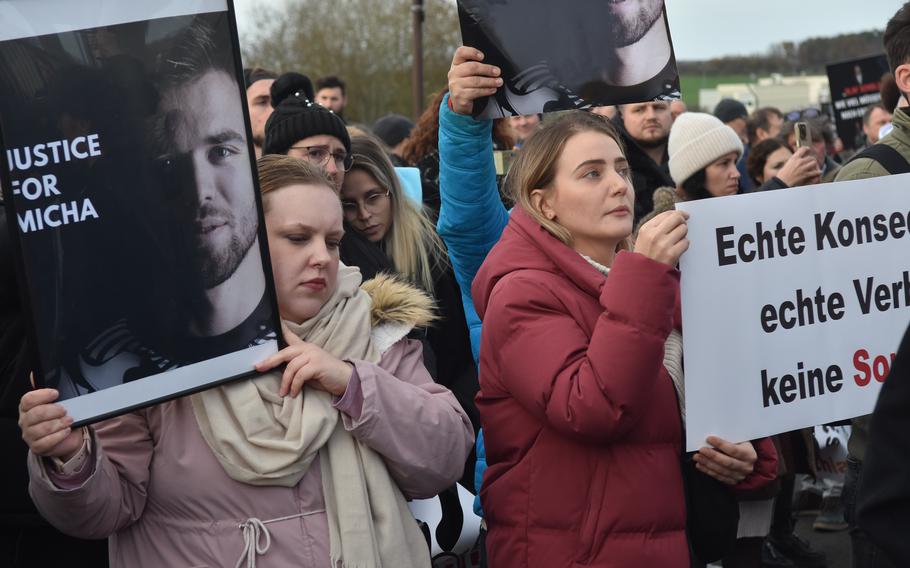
411, 0, 425, 120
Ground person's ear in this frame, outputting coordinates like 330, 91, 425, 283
894, 63, 910, 104
530, 188, 555, 221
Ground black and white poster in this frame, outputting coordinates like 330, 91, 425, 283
457, 0, 681, 119
826, 54, 890, 150
0, 1, 280, 425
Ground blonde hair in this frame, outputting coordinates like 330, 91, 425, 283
348, 135, 448, 293
256, 154, 336, 212
505, 111, 632, 252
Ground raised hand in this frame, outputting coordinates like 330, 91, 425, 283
776, 147, 822, 187
634, 209, 690, 267
447, 46, 503, 116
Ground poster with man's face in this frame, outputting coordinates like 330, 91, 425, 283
457, 0, 681, 118
0, 0, 280, 425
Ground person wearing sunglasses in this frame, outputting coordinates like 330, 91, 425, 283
263, 72, 394, 281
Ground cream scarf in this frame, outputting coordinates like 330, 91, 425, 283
191, 265, 428, 568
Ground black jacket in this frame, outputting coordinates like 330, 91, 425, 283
339, 221, 395, 280
856, 322, 910, 565
417, 258, 480, 490
0, 208, 38, 527
756, 176, 789, 192
612, 116, 674, 224
0, 208, 109, 565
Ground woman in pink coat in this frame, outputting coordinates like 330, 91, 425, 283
19, 155, 474, 567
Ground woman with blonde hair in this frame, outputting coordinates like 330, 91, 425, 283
344, 135, 448, 295
19, 155, 474, 568
341, 135, 480, 488
443, 46, 778, 567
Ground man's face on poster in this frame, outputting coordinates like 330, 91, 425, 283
155, 69, 258, 289
606, 0, 665, 48
466, 0, 671, 100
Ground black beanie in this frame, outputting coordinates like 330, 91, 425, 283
263, 72, 351, 156
713, 98, 748, 124
372, 114, 414, 148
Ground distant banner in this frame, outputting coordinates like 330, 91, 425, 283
0, 1, 280, 425
676, 175, 910, 451
826, 55, 890, 150
457, 0, 680, 119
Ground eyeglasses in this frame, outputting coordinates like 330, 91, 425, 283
288, 145, 353, 172
340, 189, 391, 216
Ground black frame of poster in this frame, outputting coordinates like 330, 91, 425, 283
0, 0, 285, 426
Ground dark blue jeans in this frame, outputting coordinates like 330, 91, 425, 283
843, 456, 896, 568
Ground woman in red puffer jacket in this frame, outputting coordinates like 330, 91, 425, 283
449, 47, 777, 568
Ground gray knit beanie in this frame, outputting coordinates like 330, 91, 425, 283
668, 112, 744, 185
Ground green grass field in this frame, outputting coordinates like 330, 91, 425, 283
679, 74, 753, 110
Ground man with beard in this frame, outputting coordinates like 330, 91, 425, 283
55, 20, 272, 397
459, 0, 679, 117
613, 100, 675, 223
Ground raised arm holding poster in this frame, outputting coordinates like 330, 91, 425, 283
0, 0, 281, 425
677, 175, 910, 451
457, 0, 681, 118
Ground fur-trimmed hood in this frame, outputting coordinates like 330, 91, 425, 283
361, 273, 437, 353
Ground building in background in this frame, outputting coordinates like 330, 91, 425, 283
699, 74, 831, 115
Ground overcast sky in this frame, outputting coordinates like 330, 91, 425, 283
232, 0, 896, 61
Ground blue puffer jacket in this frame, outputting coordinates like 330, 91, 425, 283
437, 94, 509, 516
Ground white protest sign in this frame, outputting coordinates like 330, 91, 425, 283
677, 174, 910, 451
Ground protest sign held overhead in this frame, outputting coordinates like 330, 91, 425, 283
0, 0, 280, 425
827, 54, 890, 150
676, 174, 910, 451
457, 0, 681, 119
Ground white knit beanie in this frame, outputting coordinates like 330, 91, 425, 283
668, 112, 744, 186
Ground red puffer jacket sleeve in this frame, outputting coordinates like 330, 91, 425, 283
734, 437, 778, 494
482, 252, 678, 444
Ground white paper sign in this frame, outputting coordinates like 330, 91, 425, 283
677, 174, 910, 451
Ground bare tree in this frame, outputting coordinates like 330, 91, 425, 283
240, 0, 460, 124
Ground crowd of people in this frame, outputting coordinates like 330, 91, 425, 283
4, 2, 910, 568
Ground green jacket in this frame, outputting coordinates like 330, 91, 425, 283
835, 107, 910, 461
836, 107, 910, 181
